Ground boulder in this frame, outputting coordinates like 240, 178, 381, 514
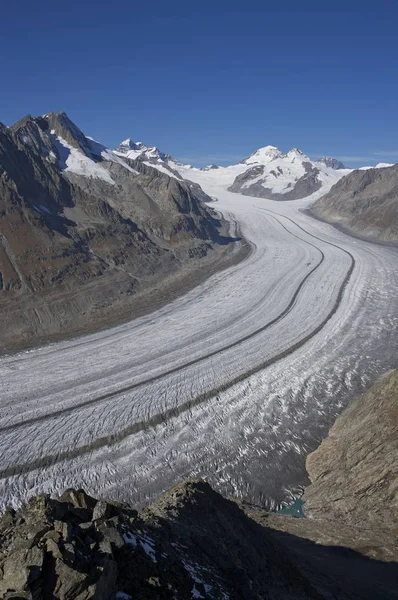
0, 547, 43, 596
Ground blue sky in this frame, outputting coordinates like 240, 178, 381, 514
1, 0, 397, 166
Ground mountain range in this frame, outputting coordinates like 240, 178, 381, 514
114, 140, 352, 200
1, 110, 397, 350
115, 136, 398, 242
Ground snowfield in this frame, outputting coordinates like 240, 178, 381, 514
0, 171, 397, 511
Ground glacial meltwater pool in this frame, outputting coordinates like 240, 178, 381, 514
277, 498, 305, 518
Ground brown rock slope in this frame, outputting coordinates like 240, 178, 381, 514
244, 370, 398, 564
304, 369, 398, 532
310, 164, 398, 243
1, 482, 398, 600
0, 112, 239, 351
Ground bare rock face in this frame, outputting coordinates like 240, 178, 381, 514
0, 112, 237, 351
310, 164, 398, 242
0, 490, 119, 600
303, 370, 398, 531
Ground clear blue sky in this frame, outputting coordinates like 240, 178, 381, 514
1, 0, 397, 166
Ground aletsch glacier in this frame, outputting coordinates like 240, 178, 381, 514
0, 142, 397, 511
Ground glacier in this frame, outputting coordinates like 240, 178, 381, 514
0, 171, 397, 511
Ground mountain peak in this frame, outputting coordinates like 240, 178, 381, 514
286, 148, 308, 159
42, 111, 91, 154
256, 145, 281, 155
118, 139, 146, 151
11, 114, 35, 133
114, 139, 173, 163
317, 156, 346, 170
243, 145, 282, 165
260, 144, 279, 152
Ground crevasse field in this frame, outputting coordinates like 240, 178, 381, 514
1, 169, 397, 511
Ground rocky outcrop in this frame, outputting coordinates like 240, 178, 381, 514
0, 489, 126, 600
0, 112, 239, 351
1, 480, 398, 599
310, 164, 398, 243
0, 484, 310, 600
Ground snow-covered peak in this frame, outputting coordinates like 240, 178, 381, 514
114, 138, 174, 165
242, 145, 310, 167
145, 146, 166, 160
286, 148, 308, 161
35, 113, 141, 184
115, 139, 148, 154
219, 143, 354, 201
243, 145, 282, 165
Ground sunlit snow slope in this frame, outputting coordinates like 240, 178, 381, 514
0, 170, 397, 510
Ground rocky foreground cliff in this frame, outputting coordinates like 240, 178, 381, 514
310, 164, 398, 243
1, 372, 397, 599
1, 481, 397, 600
0, 112, 241, 351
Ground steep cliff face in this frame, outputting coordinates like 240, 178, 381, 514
303, 369, 398, 531
1, 481, 397, 600
0, 113, 236, 350
310, 164, 398, 243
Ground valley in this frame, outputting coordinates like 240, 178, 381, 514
1, 170, 397, 511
